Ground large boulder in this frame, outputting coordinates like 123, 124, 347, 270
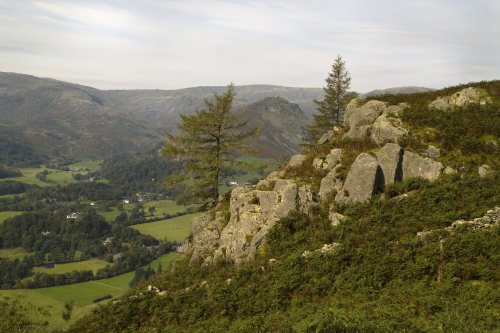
335, 153, 383, 203
376, 143, 403, 186
343, 99, 386, 140
287, 154, 306, 169
402, 151, 443, 181
370, 114, 408, 145
318, 165, 344, 201
429, 87, 483, 111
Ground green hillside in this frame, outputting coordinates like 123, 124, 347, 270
70, 81, 499, 333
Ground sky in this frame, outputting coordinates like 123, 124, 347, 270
0, 0, 499, 92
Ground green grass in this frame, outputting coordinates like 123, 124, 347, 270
1, 167, 49, 187
1, 160, 101, 188
0, 211, 23, 224
33, 259, 109, 275
0, 247, 30, 259
46, 170, 76, 184
141, 199, 190, 218
0, 253, 179, 331
98, 207, 121, 222
131, 214, 195, 241
68, 160, 101, 172
0, 193, 25, 199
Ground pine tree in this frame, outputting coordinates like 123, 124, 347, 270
162, 84, 257, 208
304, 56, 356, 145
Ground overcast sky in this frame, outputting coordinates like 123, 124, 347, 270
1, 0, 498, 92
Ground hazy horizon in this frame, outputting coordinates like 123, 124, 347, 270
1, 1, 499, 91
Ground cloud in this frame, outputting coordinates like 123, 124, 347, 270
0, 0, 498, 91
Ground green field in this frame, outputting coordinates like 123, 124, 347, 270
98, 206, 121, 222
0, 210, 23, 224
33, 259, 109, 275
68, 160, 101, 171
45, 169, 77, 184
131, 214, 195, 241
138, 199, 190, 218
0, 253, 179, 330
1, 167, 49, 187
1, 160, 101, 188
0, 246, 30, 259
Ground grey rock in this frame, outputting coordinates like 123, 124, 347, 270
188, 213, 224, 265
318, 168, 343, 201
318, 130, 335, 144
427, 145, 440, 158
370, 114, 408, 145
312, 157, 324, 170
335, 153, 383, 203
329, 211, 346, 227
324, 148, 342, 171
383, 105, 404, 117
204, 178, 315, 265
478, 164, 492, 178
402, 151, 443, 181
429, 87, 482, 111
443, 166, 457, 175
343, 99, 386, 140
376, 143, 403, 186
286, 154, 306, 169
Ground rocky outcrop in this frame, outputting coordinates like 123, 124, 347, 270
402, 151, 443, 181
287, 154, 306, 169
370, 114, 408, 145
428, 87, 487, 111
317, 127, 340, 144
335, 153, 383, 203
187, 176, 316, 265
376, 143, 403, 186
343, 99, 385, 140
313, 148, 342, 171
189, 213, 225, 265
343, 98, 407, 145
318, 165, 344, 201
417, 207, 499, 243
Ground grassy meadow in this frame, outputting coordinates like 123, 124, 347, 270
0, 246, 30, 259
131, 214, 195, 241
0, 210, 23, 224
0, 253, 179, 330
33, 259, 110, 275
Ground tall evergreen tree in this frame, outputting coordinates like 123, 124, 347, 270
162, 84, 257, 208
304, 56, 355, 145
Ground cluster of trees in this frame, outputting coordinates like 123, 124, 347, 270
99, 150, 183, 196
0, 180, 35, 195
0, 205, 166, 288
0, 165, 22, 178
20, 270, 94, 289
27, 182, 127, 202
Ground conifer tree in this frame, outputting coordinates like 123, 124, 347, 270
162, 84, 256, 208
304, 56, 356, 145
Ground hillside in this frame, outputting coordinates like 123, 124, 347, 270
70, 81, 499, 333
0, 72, 322, 163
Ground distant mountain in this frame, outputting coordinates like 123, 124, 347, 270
0, 72, 161, 164
101, 85, 322, 133
362, 86, 434, 98
239, 97, 309, 158
0, 72, 322, 164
